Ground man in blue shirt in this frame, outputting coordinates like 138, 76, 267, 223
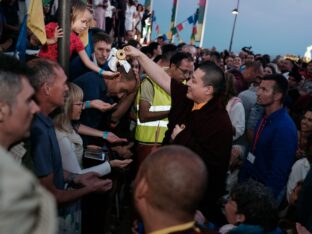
239, 74, 297, 201
28, 58, 112, 206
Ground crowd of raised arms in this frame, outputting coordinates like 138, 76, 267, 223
1, 0, 312, 234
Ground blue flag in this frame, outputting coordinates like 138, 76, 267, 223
162, 33, 168, 41
85, 30, 93, 58
187, 15, 194, 24
15, 15, 28, 61
194, 8, 199, 24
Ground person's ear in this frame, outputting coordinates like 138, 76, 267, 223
236, 213, 246, 224
205, 85, 214, 95
0, 102, 10, 122
134, 176, 150, 215
42, 83, 51, 96
273, 92, 282, 102
134, 176, 149, 201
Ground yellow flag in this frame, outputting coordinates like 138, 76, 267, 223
27, 0, 47, 45
79, 30, 88, 47
79, 17, 97, 47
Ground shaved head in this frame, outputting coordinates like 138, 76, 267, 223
136, 145, 207, 216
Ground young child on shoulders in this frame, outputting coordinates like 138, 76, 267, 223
38, 0, 116, 79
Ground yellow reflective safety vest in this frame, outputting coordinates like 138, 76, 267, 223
135, 78, 171, 143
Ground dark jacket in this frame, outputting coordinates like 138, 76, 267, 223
164, 79, 233, 223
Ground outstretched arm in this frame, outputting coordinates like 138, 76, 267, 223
77, 124, 127, 143
40, 172, 112, 204
124, 46, 171, 94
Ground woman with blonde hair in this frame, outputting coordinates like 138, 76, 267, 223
53, 82, 132, 176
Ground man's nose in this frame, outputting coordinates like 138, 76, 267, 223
32, 101, 40, 114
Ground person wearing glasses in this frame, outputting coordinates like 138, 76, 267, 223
168, 52, 194, 83
135, 49, 194, 167
53, 82, 132, 177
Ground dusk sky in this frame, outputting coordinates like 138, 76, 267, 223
138, 0, 312, 57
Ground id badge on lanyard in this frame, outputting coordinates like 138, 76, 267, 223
248, 116, 267, 164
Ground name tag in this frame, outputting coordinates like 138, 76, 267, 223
247, 152, 256, 164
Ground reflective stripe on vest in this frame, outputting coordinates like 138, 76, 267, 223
137, 119, 168, 127
136, 105, 171, 112
135, 77, 171, 143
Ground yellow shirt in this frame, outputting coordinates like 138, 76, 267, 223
149, 221, 196, 234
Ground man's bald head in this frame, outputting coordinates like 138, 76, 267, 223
136, 145, 207, 217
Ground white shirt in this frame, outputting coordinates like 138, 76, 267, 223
93, 0, 104, 6
226, 97, 246, 141
105, 3, 115, 18
286, 157, 310, 202
55, 129, 111, 176
125, 5, 137, 31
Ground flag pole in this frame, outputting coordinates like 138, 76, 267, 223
169, 0, 179, 43
195, 0, 208, 47
58, 0, 71, 75
199, 0, 208, 47
190, 8, 199, 45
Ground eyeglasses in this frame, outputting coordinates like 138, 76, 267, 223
177, 67, 193, 78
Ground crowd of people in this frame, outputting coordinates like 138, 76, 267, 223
1, 0, 312, 234
0, 0, 154, 52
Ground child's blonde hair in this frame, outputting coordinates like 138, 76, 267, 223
71, 0, 93, 25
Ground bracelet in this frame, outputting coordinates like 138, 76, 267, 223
103, 131, 109, 139
98, 68, 104, 76
85, 100, 91, 109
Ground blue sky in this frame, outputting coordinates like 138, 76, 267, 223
138, 0, 312, 57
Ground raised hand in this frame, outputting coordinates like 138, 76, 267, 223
110, 159, 133, 168
48, 26, 63, 44
112, 142, 134, 159
124, 45, 142, 58
90, 99, 117, 112
102, 71, 120, 79
75, 172, 113, 193
106, 132, 128, 143
91, 179, 113, 193
74, 171, 100, 186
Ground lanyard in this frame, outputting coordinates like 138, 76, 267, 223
252, 116, 267, 153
